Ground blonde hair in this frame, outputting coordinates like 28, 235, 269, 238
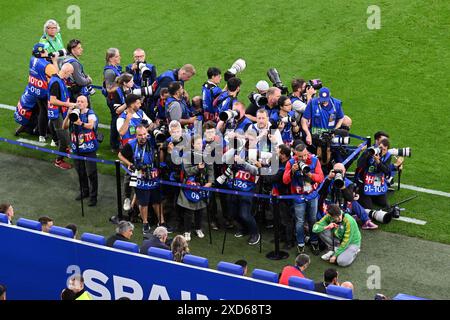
171, 235, 189, 262
106, 48, 119, 64
180, 64, 196, 76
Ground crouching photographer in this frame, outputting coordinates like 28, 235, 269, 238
283, 142, 324, 255
62, 95, 99, 206
355, 138, 391, 210
118, 125, 163, 235
318, 163, 378, 230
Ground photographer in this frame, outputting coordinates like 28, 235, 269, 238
301, 87, 345, 146
166, 81, 196, 128
102, 48, 123, 152
118, 125, 163, 234
318, 163, 378, 230
125, 48, 157, 117
48, 63, 76, 170
245, 87, 281, 122
63, 39, 93, 102
289, 78, 315, 119
283, 142, 324, 255
372, 131, 405, 184
177, 135, 215, 241
355, 138, 392, 209
312, 204, 361, 267
152, 64, 196, 100
244, 80, 269, 123
62, 95, 99, 206
117, 94, 154, 147
214, 77, 241, 114
202, 67, 222, 122
217, 101, 253, 134
270, 96, 300, 146
251, 108, 282, 153
24, 43, 59, 143
39, 20, 64, 54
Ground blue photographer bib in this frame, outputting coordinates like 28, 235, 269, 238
126, 62, 155, 87
363, 152, 391, 196
14, 91, 38, 125
128, 138, 160, 190
47, 75, 70, 120
70, 109, 99, 153
289, 155, 320, 203
26, 57, 50, 99
304, 97, 343, 134
182, 176, 209, 203
119, 109, 145, 146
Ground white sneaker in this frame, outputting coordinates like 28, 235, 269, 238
39, 136, 46, 143
195, 229, 205, 238
50, 140, 57, 147
123, 198, 131, 211
321, 250, 335, 261
184, 232, 191, 241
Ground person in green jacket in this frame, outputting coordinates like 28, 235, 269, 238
39, 19, 65, 54
312, 203, 361, 267
68, 274, 93, 300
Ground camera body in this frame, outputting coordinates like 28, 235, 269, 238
306, 79, 323, 90
332, 169, 345, 189
267, 68, 288, 94
152, 125, 169, 143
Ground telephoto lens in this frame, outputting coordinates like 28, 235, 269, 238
368, 146, 380, 157
69, 108, 80, 122
219, 110, 239, 122
388, 148, 411, 157
298, 161, 310, 174
333, 171, 345, 189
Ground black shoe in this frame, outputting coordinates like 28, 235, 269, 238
75, 193, 89, 201
248, 234, 261, 245
15, 125, 26, 136
234, 231, 246, 238
142, 223, 151, 234
265, 220, 274, 229
88, 198, 97, 207
210, 222, 219, 231
311, 242, 320, 256
297, 244, 305, 254
224, 221, 234, 229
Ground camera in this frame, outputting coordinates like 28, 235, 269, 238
333, 169, 345, 189
86, 85, 96, 96
389, 147, 411, 157
248, 92, 268, 107
297, 161, 310, 175
69, 108, 80, 122
132, 85, 153, 98
332, 136, 350, 145
267, 68, 288, 94
280, 111, 296, 124
137, 62, 152, 84
152, 125, 169, 143
141, 119, 151, 129
306, 79, 323, 91
219, 110, 239, 122
129, 170, 138, 187
48, 49, 68, 59
368, 146, 381, 157
248, 149, 272, 166
224, 58, 246, 81
216, 165, 233, 185
367, 209, 392, 224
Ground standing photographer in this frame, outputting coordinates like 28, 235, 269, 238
245, 87, 281, 122
48, 63, 76, 170
39, 20, 64, 54
289, 78, 315, 119
283, 142, 324, 254
62, 95, 99, 206
252, 108, 282, 153
118, 125, 163, 234
202, 67, 222, 122
63, 39, 93, 102
355, 138, 392, 209
152, 64, 196, 100
214, 77, 241, 114
244, 80, 269, 123
166, 81, 196, 128
270, 96, 300, 146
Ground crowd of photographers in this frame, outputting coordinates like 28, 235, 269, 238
13, 19, 410, 267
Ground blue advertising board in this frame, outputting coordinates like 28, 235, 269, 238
0, 223, 338, 300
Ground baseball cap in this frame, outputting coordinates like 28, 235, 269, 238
256, 80, 269, 92
318, 87, 331, 104
32, 43, 46, 55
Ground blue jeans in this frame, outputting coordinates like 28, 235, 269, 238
228, 195, 258, 236
351, 200, 369, 223
294, 196, 319, 245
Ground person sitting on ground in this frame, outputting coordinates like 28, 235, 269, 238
171, 234, 190, 263
0, 202, 14, 225
234, 259, 248, 276
106, 221, 134, 247
140, 226, 170, 254
314, 268, 339, 294
38, 216, 54, 233
279, 254, 310, 285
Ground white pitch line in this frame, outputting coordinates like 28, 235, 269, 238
16, 138, 47, 147
394, 216, 427, 225
1, 102, 449, 198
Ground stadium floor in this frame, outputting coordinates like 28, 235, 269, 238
1, 151, 449, 300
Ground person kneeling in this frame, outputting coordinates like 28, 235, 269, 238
312, 204, 361, 267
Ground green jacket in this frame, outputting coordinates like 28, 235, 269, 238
39, 33, 64, 53
312, 213, 361, 257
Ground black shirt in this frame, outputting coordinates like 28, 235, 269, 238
314, 282, 328, 294
245, 102, 259, 117
106, 233, 131, 247
49, 77, 62, 98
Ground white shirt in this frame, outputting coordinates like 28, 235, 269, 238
116, 110, 152, 132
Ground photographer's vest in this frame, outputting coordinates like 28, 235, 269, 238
165, 137, 184, 182
215, 91, 236, 114
264, 105, 280, 120
272, 161, 287, 196
288, 155, 320, 203
182, 153, 209, 203
227, 150, 257, 192
70, 109, 99, 153
128, 138, 160, 190
63, 57, 91, 98
119, 109, 145, 146
152, 69, 182, 97
165, 96, 191, 125
27, 57, 50, 99
126, 62, 155, 88
47, 75, 70, 120
363, 152, 391, 196
309, 97, 342, 134
270, 111, 295, 146
14, 92, 36, 125
202, 82, 222, 121
226, 116, 253, 132
102, 65, 122, 97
